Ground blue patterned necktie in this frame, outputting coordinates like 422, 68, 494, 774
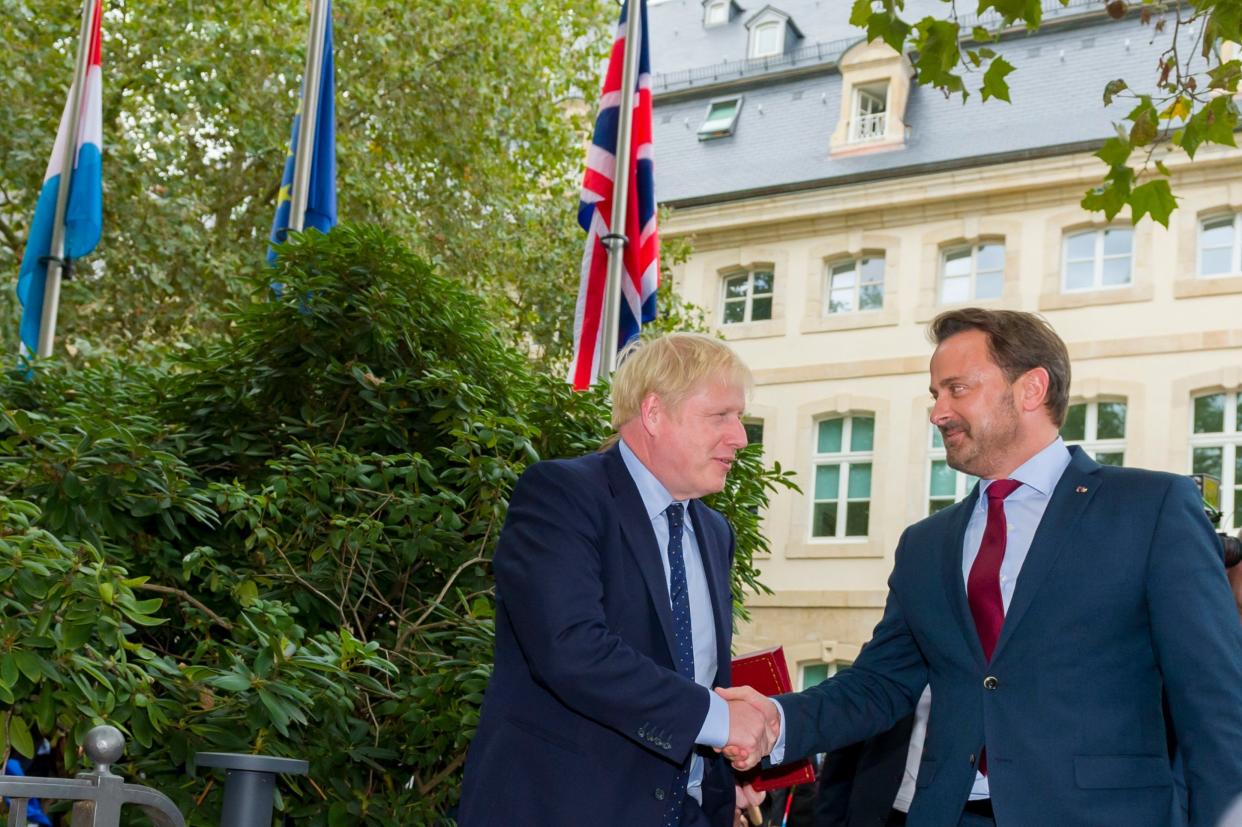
663, 503, 694, 826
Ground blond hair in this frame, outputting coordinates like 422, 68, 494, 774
610, 332, 752, 429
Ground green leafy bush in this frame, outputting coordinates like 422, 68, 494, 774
0, 225, 794, 824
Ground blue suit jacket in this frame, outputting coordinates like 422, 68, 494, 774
459, 444, 737, 826
777, 447, 1242, 827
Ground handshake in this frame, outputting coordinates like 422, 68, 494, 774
715, 685, 781, 771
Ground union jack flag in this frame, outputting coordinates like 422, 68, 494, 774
568, 0, 658, 390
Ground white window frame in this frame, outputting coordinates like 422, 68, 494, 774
824, 255, 885, 315
750, 20, 784, 58
704, 0, 729, 26
850, 83, 888, 143
1061, 400, 1127, 466
1198, 212, 1242, 278
811, 415, 873, 539
720, 267, 774, 325
926, 424, 977, 516
799, 660, 839, 690
939, 241, 1005, 305
1190, 390, 1242, 531
1061, 228, 1133, 292
698, 96, 742, 140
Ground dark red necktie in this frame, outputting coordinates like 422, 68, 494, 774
968, 479, 1022, 661
967, 478, 1020, 777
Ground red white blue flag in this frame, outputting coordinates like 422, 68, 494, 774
16, 0, 104, 355
569, 0, 659, 390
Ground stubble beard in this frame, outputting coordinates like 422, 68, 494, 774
943, 389, 1020, 479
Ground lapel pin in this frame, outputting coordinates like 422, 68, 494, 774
1075, 486, 1088, 493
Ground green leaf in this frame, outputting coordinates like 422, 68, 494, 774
1207, 59, 1242, 93
981, 56, 1015, 102
13, 650, 42, 684
1128, 99, 1159, 147
1081, 164, 1134, 221
99, 581, 115, 606
210, 672, 252, 693
1103, 78, 1127, 106
912, 18, 967, 97
8, 715, 34, 759
237, 579, 259, 607
1095, 136, 1132, 168
1130, 179, 1177, 227
0, 653, 18, 688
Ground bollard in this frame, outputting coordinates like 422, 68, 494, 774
195, 753, 308, 827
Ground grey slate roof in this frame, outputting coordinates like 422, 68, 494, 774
647, 3, 1180, 205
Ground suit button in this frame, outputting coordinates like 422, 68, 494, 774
969, 753, 977, 766
654, 787, 665, 801
983, 676, 999, 690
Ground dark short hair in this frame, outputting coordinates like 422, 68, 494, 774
929, 308, 1071, 426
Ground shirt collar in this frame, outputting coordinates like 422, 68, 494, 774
619, 438, 692, 526
981, 436, 1071, 499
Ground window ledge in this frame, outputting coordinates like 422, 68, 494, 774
719, 318, 784, 340
785, 538, 885, 559
830, 137, 905, 159
801, 306, 898, 334
1038, 282, 1153, 311
914, 295, 1007, 324
1174, 274, 1242, 299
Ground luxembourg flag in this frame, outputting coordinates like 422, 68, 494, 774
16, 0, 104, 355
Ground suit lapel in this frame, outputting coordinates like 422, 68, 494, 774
943, 486, 987, 667
689, 500, 732, 683
604, 445, 680, 665
993, 447, 1101, 660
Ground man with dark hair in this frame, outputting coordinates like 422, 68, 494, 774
720, 308, 1242, 826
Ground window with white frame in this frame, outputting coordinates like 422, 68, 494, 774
928, 424, 978, 515
721, 268, 773, 324
825, 255, 884, 314
750, 20, 784, 58
940, 242, 1004, 304
1198, 213, 1241, 277
1062, 228, 1133, 292
698, 97, 742, 140
800, 661, 839, 689
1190, 391, 1242, 530
1060, 400, 1127, 466
851, 84, 888, 143
812, 415, 873, 538
704, 0, 729, 26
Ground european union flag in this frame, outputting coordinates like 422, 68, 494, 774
268, 0, 336, 263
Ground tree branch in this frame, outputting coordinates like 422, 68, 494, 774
137, 583, 233, 630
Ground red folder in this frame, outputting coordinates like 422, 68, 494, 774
730, 646, 816, 792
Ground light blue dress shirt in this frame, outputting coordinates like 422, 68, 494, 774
963, 437, 1070, 799
620, 439, 729, 805
769, 438, 1072, 796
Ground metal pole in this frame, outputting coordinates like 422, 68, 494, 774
596, 0, 643, 383
37, 0, 95, 358
288, 0, 329, 233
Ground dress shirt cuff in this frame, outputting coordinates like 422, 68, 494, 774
769, 699, 787, 765
697, 689, 729, 748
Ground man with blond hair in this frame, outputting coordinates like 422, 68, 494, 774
460, 333, 771, 827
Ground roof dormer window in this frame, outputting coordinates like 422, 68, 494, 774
851, 84, 888, 143
751, 21, 783, 57
704, 0, 729, 26
745, 6, 801, 60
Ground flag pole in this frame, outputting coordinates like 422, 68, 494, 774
289, 0, 329, 233
37, 0, 94, 358
596, 0, 643, 383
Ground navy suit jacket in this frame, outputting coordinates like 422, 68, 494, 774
459, 444, 737, 826
778, 447, 1242, 827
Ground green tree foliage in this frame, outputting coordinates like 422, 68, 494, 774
0, 0, 610, 358
0, 226, 795, 824
851, 0, 1242, 225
